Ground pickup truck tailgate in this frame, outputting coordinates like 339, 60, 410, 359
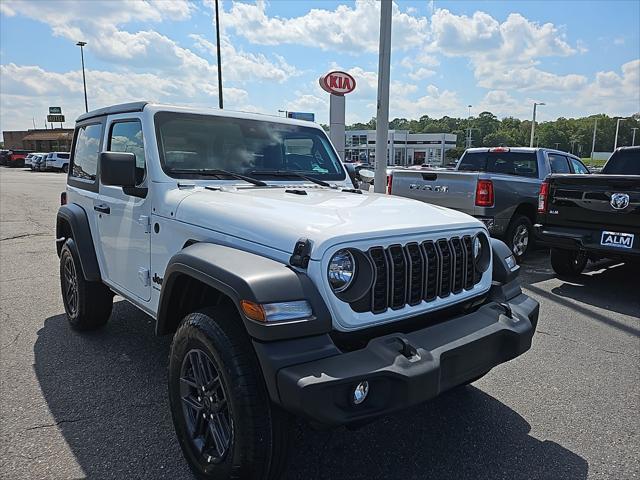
391, 170, 480, 214
547, 174, 640, 230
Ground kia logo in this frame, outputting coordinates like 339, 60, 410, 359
319, 71, 356, 95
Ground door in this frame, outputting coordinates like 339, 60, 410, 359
95, 118, 151, 301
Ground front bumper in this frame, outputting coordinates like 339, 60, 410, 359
255, 293, 538, 426
535, 224, 640, 258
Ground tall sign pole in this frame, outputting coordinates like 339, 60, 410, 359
319, 71, 356, 162
374, 0, 392, 193
214, 0, 223, 109
591, 118, 598, 160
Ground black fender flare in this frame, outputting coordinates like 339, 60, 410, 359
56, 203, 101, 282
156, 243, 332, 341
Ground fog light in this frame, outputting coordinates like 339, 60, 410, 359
352, 380, 369, 405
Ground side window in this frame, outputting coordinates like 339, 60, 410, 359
71, 124, 102, 181
570, 158, 590, 174
548, 154, 571, 173
109, 120, 146, 185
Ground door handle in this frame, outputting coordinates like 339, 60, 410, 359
94, 204, 111, 214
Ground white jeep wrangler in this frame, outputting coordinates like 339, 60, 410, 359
56, 102, 539, 479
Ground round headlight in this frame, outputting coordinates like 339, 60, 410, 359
328, 249, 356, 293
473, 235, 482, 262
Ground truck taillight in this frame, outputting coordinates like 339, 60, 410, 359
475, 179, 494, 207
387, 173, 393, 195
538, 180, 549, 213
60, 192, 67, 206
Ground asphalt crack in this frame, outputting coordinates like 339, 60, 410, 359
0, 232, 49, 242
25, 418, 87, 431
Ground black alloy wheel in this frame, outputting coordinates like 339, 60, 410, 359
62, 252, 79, 318
179, 348, 233, 465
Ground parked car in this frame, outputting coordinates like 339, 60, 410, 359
45, 152, 71, 172
5, 149, 32, 167
25, 152, 47, 170
24, 153, 36, 169
536, 146, 639, 276
56, 101, 539, 480
389, 147, 590, 261
32, 154, 47, 171
0, 149, 10, 166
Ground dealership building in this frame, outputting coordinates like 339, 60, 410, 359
344, 130, 458, 166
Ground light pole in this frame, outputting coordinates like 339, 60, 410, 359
529, 102, 545, 147
374, 0, 392, 193
466, 104, 472, 148
214, 0, 223, 109
76, 41, 88, 113
614, 118, 625, 150
591, 118, 598, 160
632, 127, 638, 146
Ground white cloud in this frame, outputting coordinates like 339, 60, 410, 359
392, 84, 462, 119
408, 67, 436, 81
429, 9, 584, 92
572, 59, 640, 115
190, 34, 300, 83
223, 0, 428, 54
0, 63, 250, 132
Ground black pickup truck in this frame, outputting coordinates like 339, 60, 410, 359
535, 146, 640, 276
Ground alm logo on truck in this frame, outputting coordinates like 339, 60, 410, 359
601, 231, 634, 249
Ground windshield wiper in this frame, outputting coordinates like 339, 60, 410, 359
169, 168, 267, 187
247, 170, 335, 188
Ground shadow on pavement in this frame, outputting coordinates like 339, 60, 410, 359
35, 301, 588, 480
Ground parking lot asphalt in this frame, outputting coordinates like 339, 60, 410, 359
0, 166, 638, 480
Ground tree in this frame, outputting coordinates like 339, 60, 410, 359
483, 131, 516, 147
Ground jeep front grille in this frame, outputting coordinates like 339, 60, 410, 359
353, 236, 481, 314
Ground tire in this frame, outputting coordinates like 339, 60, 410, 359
59, 239, 113, 330
505, 215, 533, 262
62, 164, 68, 173
168, 307, 291, 480
550, 248, 587, 277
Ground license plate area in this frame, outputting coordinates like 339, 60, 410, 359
600, 231, 634, 249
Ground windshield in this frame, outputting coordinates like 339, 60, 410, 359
602, 149, 640, 175
458, 151, 538, 178
155, 112, 346, 181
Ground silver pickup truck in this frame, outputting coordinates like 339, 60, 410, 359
390, 147, 590, 260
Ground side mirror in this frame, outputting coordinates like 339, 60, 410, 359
358, 169, 375, 184
343, 163, 360, 189
100, 152, 136, 187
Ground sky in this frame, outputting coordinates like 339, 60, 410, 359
1, 0, 639, 135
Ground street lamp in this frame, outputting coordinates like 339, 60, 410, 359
529, 102, 545, 148
613, 118, 626, 150
466, 104, 472, 148
529, 102, 545, 147
76, 41, 88, 113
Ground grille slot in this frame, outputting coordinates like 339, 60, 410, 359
357, 235, 483, 314
387, 245, 407, 309
368, 247, 389, 314
405, 243, 424, 306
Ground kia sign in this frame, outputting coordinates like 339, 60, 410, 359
319, 71, 356, 96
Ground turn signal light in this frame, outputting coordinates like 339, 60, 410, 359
240, 300, 266, 322
475, 179, 494, 207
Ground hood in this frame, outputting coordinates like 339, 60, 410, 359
175, 186, 484, 258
